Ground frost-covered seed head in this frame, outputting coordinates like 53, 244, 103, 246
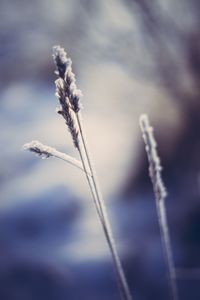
55, 78, 80, 149
53, 45, 82, 113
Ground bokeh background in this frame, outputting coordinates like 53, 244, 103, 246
0, 0, 200, 299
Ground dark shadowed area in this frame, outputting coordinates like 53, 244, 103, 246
0, 0, 200, 299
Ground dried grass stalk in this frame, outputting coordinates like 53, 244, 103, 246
140, 114, 178, 300
23, 45, 133, 300
53, 45, 132, 300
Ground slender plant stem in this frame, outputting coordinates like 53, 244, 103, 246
140, 114, 178, 300
77, 144, 104, 223
156, 199, 178, 300
76, 112, 133, 300
78, 145, 126, 300
47, 147, 91, 175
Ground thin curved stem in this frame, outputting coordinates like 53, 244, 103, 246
76, 112, 133, 300
77, 142, 104, 224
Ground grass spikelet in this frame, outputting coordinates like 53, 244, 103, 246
139, 114, 178, 300
55, 78, 80, 149
53, 45, 82, 113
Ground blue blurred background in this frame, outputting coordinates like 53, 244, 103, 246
0, 0, 200, 299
